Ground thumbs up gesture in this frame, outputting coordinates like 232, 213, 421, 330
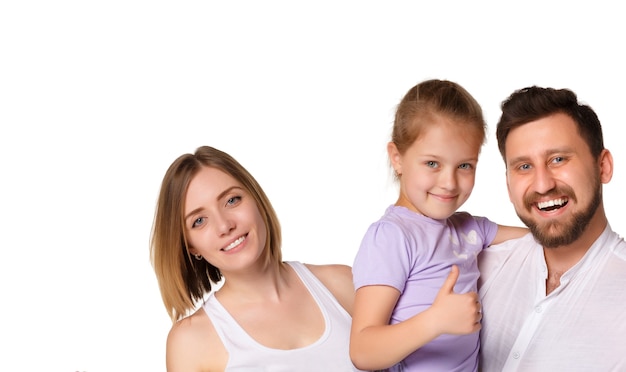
430, 265, 482, 335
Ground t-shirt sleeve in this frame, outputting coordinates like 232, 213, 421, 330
352, 221, 413, 293
473, 215, 499, 247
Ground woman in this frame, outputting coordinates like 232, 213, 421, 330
150, 146, 364, 371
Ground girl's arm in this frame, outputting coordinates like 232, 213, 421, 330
349, 265, 481, 371
491, 224, 529, 246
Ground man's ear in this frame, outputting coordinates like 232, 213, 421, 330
599, 149, 613, 184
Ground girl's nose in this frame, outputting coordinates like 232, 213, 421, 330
439, 169, 458, 191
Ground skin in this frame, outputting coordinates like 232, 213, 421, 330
166, 166, 356, 372
504, 113, 613, 294
390, 118, 481, 219
350, 118, 527, 370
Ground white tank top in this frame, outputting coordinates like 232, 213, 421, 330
203, 261, 364, 371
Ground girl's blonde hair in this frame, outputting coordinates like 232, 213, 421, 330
391, 79, 487, 171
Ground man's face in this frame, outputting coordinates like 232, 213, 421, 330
504, 113, 603, 248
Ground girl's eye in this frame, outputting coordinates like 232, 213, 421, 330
426, 161, 438, 168
459, 163, 474, 170
192, 217, 205, 228
226, 196, 242, 206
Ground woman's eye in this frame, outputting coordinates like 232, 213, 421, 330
227, 196, 242, 206
426, 161, 438, 168
192, 217, 205, 228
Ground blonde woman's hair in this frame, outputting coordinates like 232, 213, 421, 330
150, 146, 282, 322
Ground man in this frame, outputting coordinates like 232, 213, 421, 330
478, 86, 626, 371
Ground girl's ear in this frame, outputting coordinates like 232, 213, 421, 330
387, 142, 402, 176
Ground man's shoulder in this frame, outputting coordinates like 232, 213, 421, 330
478, 234, 537, 286
609, 230, 626, 260
485, 232, 535, 252
596, 226, 626, 264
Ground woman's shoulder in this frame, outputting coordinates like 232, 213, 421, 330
304, 263, 355, 314
305, 263, 353, 283
166, 307, 228, 371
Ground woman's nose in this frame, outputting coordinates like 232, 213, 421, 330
214, 212, 235, 236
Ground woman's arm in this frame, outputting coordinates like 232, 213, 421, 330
166, 311, 227, 372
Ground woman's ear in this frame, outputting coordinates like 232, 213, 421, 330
185, 243, 199, 257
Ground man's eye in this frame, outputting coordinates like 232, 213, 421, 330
519, 164, 531, 170
552, 156, 564, 164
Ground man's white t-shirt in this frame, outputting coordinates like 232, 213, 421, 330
478, 226, 626, 372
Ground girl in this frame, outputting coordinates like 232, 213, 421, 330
349, 79, 527, 372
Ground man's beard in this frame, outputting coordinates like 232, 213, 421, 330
517, 176, 601, 249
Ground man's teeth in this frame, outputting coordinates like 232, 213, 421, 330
537, 198, 566, 210
223, 236, 245, 251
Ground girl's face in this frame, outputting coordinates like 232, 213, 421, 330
183, 166, 267, 273
389, 117, 483, 220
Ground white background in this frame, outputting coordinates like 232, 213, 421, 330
1, 1, 624, 371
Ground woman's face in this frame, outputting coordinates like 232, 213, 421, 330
183, 166, 267, 273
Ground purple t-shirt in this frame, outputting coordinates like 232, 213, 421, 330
352, 205, 498, 372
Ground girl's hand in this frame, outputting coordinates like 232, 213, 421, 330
430, 265, 482, 335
